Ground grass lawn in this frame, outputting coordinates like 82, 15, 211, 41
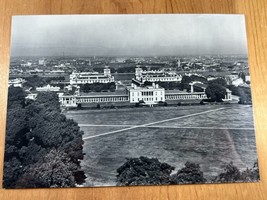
65, 104, 257, 186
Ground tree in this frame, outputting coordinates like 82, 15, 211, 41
208, 78, 227, 87
116, 156, 174, 186
171, 162, 206, 184
180, 75, 193, 90
109, 84, 116, 92
3, 157, 23, 188
15, 149, 77, 188
24, 75, 48, 89
4, 87, 85, 188
239, 72, 246, 82
35, 92, 61, 112
214, 162, 241, 183
205, 84, 226, 102
240, 161, 259, 182
227, 85, 252, 104
7, 86, 26, 108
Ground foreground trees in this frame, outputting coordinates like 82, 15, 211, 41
4, 87, 84, 188
215, 161, 259, 183
16, 149, 77, 188
170, 162, 206, 184
117, 157, 174, 186
117, 157, 259, 186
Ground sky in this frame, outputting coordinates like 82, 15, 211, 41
10, 14, 248, 57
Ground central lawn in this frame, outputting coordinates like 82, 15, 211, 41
65, 104, 257, 186
82, 127, 257, 186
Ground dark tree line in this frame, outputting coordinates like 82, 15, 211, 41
205, 78, 228, 102
227, 85, 252, 104
116, 156, 259, 186
80, 82, 116, 92
93, 67, 115, 73
117, 66, 138, 73
4, 86, 84, 188
24, 75, 65, 89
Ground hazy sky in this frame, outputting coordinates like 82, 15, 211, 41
10, 14, 248, 57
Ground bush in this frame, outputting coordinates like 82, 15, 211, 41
171, 162, 206, 184
240, 161, 259, 182
214, 162, 241, 183
116, 156, 174, 186
15, 149, 77, 188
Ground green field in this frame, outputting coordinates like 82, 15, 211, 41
65, 104, 257, 186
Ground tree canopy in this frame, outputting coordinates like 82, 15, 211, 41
205, 83, 226, 102
208, 78, 227, 87
80, 82, 116, 92
116, 157, 259, 185
116, 156, 174, 186
171, 162, 206, 184
4, 87, 84, 188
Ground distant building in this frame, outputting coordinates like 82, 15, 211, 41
38, 59, 46, 66
128, 79, 165, 104
70, 66, 114, 85
245, 75, 250, 82
232, 78, 244, 87
25, 93, 38, 100
50, 70, 65, 74
135, 67, 182, 83
36, 84, 60, 92
189, 81, 207, 93
8, 78, 26, 88
59, 79, 232, 108
59, 87, 129, 108
225, 73, 239, 82
189, 81, 232, 101
207, 75, 217, 81
21, 62, 32, 67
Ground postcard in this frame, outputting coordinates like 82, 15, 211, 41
3, 14, 259, 188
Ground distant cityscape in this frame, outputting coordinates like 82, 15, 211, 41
8, 55, 251, 108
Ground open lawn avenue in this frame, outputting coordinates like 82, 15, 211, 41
65, 104, 257, 186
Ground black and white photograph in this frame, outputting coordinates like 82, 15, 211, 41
3, 14, 259, 188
